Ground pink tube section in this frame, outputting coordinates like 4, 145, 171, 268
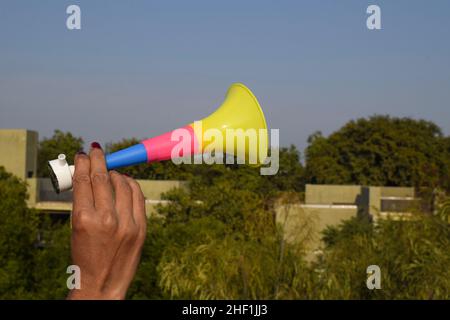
141, 125, 200, 163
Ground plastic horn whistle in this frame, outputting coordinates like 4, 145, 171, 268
48, 83, 268, 193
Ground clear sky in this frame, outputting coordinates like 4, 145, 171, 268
1, 0, 449, 154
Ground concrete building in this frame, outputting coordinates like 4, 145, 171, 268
276, 184, 418, 259
0, 129, 186, 216
0, 129, 38, 180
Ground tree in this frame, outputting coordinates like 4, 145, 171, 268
0, 167, 71, 299
155, 216, 310, 299
305, 116, 450, 190
37, 130, 83, 177
261, 145, 304, 194
31, 217, 71, 299
0, 167, 39, 298
126, 151, 309, 299
316, 213, 450, 299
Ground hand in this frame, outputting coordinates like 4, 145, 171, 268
67, 142, 147, 300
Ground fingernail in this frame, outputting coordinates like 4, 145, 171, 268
91, 142, 102, 149
123, 173, 131, 178
76, 150, 86, 155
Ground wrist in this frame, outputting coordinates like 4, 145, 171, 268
67, 289, 103, 300
67, 288, 125, 300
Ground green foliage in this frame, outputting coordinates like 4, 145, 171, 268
31, 218, 71, 299
0, 167, 71, 299
128, 214, 313, 300
2, 119, 450, 300
315, 214, 450, 299
37, 130, 83, 177
305, 116, 450, 190
437, 197, 450, 222
126, 156, 309, 299
129, 150, 450, 299
322, 216, 373, 248
157, 217, 305, 299
262, 145, 304, 193
0, 167, 39, 298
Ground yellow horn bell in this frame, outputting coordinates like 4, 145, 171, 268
191, 83, 268, 165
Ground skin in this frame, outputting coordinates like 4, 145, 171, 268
67, 145, 147, 300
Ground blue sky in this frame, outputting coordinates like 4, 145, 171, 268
1, 0, 449, 154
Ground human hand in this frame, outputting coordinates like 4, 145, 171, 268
67, 142, 147, 300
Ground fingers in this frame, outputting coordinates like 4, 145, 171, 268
124, 176, 147, 233
89, 143, 114, 211
110, 171, 133, 223
73, 152, 94, 211
73, 142, 146, 241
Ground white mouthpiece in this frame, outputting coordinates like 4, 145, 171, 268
48, 154, 74, 193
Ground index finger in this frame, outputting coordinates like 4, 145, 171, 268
72, 152, 94, 211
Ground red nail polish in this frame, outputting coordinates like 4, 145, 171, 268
76, 150, 86, 155
123, 173, 131, 178
91, 142, 101, 149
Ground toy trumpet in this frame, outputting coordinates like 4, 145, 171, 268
48, 83, 268, 193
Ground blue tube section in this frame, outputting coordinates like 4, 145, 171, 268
105, 143, 148, 170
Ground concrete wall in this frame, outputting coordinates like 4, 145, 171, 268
359, 186, 381, 218
305, 184, 362, 205
0, 129, 38, 180
25, 130, 38, 178
276, 204, 358, 260
137, 180, 188, 216
38, 178, 74, 202
380, 186, 415, 198
26, 178, 38, 206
